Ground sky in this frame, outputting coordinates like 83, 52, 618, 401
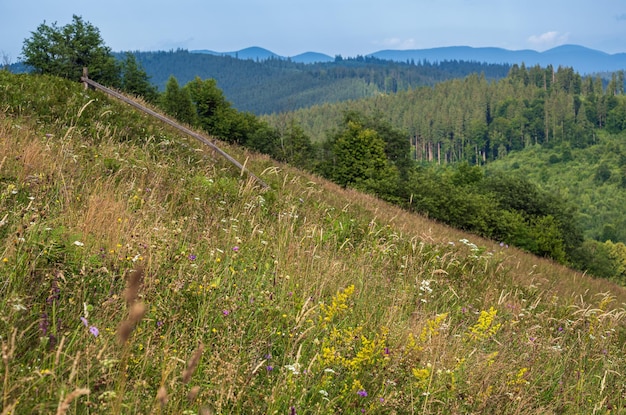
2, 0, 626, 62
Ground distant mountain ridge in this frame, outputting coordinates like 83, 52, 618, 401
191, 46, 334, 63
192, 44, 626, 74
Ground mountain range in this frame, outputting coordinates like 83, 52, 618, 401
192, 44, 626, 74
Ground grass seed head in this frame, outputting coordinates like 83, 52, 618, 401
182, 342, 205, 384
124, 266, 144, 305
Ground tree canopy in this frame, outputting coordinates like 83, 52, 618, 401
21, 15, 119, 84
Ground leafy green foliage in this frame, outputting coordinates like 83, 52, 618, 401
399, 165, 582, 263
21, 15, 119, 84
487, 134, 626, 246
186, 77, 233, 138
161, 76, 197, 125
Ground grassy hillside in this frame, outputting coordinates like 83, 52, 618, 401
1, 72, 626, 414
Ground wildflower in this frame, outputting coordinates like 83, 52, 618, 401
2, 258, 8, 263
12, 302, 26, 311
222, 309, 230, 316
284, 363, 301, 375
468, 307, 501, 341
507, 367, 530, 386
419, 279, 433, 294
188, 254, 196, 261
232, 246, 239, 252
40, 313, 49, 335
266, 365, 273, 371
412, 367, 431, 388
357, 389, 368, 397
320, 285, 355, 324
73, 240, 84, 247
81, 316, 99, 337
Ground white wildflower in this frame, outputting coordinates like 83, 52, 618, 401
284, 363, 301, 375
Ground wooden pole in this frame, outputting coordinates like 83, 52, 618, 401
79, 74, 269, 188
82, 67, 89, 90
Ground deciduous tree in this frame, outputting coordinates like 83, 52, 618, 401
21, 15, 119, 84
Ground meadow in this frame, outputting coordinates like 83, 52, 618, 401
1, 72, 625, 414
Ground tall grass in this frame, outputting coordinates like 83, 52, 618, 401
1, 72, 625, 414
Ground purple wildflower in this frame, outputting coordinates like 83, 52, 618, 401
222, 309, 230, 316
266, 365, 273, 371
89, 326, 99, 337
188, 254, 197, 261
80, 316, 89, 327
232, 246, 239, 252
357, 389, 368, 397
47, 278, 60, 304
40, 313, 49, 336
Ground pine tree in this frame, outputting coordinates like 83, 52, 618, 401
161, 76, 196, 125
120, 53, 159, 103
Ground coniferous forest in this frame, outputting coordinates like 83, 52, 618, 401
121, 49, 511, 114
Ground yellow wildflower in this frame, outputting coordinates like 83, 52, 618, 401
468, 307, 501, 341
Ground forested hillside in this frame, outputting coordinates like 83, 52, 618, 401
267, 65, 624, 156
263, 65, 626, 280
123, 50, 511, 114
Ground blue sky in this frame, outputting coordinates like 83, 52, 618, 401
2, 0, 626, 62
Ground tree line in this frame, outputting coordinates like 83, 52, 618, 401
271, 65, 626, 156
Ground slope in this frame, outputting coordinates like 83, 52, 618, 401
1, 72, 625, 414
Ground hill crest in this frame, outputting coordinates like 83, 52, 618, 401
191, 44, 626, 73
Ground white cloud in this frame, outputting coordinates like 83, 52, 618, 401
527, 31, 569, 50
373, 37, 418, 50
